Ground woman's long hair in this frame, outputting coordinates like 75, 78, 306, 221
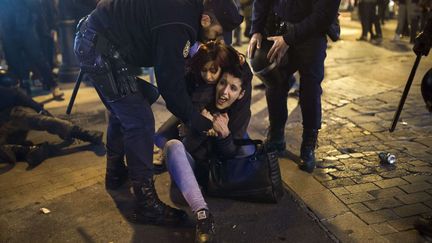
186, 40, 242, 82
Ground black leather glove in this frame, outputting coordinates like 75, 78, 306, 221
413, 31, 432, 56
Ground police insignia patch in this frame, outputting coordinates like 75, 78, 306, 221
183, 40, 191, 58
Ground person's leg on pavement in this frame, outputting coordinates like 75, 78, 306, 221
1, 36, 32, 94
22, 28, 63, 98
164, 139, 215, 243
297, 37, 327, 173
9, 106, 103, 144
105, 111, 128, 190
394, 4, 407, 40
107, 93, 187, 225
371, 3, 383, 44
364, 2, 374, 39
357, 2, 369, 40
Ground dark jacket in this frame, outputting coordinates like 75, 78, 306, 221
250, 0, 340, 45
0, 87, 43, 113
90, 0, 211, 132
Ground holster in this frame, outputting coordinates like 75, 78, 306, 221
75, 16, 139, 102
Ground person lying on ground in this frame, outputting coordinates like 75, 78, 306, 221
0, 86, 103, 166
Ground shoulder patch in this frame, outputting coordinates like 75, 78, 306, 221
183, 40, 191, 58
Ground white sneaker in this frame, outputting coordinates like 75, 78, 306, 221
52, 87, 64, 99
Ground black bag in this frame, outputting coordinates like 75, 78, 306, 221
206, 139, 284, 203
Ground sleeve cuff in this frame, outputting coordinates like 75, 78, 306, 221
188, 111, 212, 134
282, 24, 296, 45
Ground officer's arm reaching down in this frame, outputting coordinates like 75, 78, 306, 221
152, 25, 213, 133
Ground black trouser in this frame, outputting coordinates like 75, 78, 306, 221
1, 30, 56, 89
266, 36, 327, 142
359, 2, 380, 38
74, 17, 155, 184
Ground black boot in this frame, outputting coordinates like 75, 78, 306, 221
105, 168, 128, 190
71, 126, 104, 145
105, 153, 128, 190
132, 179, 188, 225
264, 129, 286, 155
195, 209, 216, 243
299, 129, 319, 173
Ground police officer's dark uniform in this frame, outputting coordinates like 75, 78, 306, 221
249, 0, 340, 173
73, 0, 242, 227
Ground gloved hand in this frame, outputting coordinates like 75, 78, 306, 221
413, 31, 432, 56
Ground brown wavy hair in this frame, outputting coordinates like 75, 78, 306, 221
186, 40, 245, 88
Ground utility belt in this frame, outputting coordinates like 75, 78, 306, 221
76, 16, 139, 102
269, 13, 340, 42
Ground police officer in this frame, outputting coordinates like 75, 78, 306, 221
247, 0, 340, 173
73, 0, 242, 235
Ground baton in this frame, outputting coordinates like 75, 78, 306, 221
66, 70, 84, 115
389, 55, 422, 132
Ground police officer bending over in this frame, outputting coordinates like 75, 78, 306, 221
247, 0, 340, 173
73, 0, 242, 233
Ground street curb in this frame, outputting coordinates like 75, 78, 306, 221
279, 159, 341, 243
279, 159, 390, 242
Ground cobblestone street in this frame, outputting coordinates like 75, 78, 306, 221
244, 14, 432, 242
1, 13, 432, 242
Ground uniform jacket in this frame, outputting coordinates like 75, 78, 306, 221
250, 0, 340, 45
91, 0, 211, 131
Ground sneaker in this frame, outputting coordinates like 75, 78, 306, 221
52, 87, 64, 99
195, 209, 216, 243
